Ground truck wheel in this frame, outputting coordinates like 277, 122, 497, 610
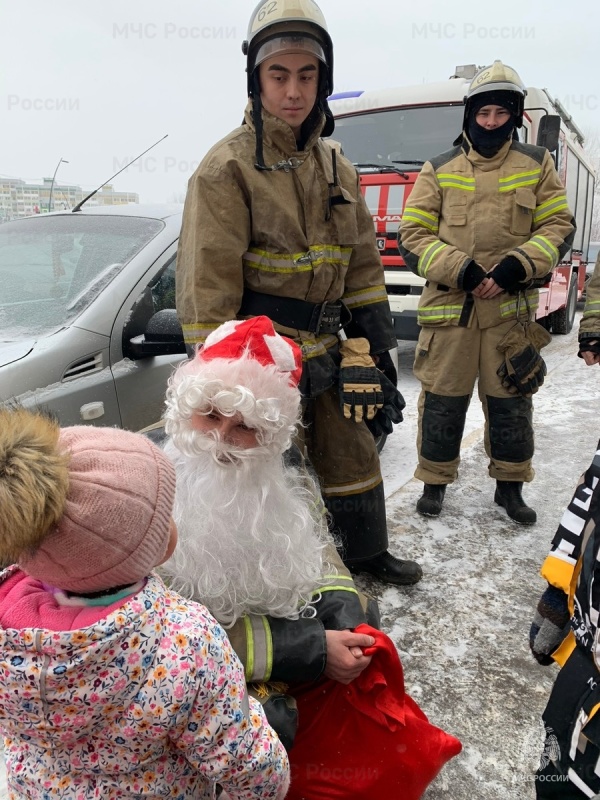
549, 273, 577, 335
537, 315, 551, 331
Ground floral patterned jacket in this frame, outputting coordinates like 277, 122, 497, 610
0, 568, 289, 799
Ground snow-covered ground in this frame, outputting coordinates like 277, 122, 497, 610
361, 308, 600, 799
0, 310, 596, 798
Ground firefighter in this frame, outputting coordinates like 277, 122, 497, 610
175, 0, 422, 585
399, 60, 575, 524
578, 250, 600, 365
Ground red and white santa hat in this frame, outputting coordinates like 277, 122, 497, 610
200, 316, 303, 386
164, 317, 303, 453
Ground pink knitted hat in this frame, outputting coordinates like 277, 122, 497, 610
18, 425, 176, 593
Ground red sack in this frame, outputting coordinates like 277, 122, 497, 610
287, 625, 461, 799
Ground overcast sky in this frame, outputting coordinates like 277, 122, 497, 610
3, 0, 599, 204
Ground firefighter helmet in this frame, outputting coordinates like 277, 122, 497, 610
465, 60, 527, 126
242, 0, 333, 96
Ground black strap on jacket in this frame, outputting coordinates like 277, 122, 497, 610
239, 288, 352, 335
458, 294, 475, 327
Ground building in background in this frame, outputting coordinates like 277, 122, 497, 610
0, 178, 138, 221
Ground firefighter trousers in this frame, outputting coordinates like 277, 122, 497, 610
299, 386, 388, 564
413, 317, 535, 486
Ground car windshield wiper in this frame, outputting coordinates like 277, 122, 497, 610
391, 159, 426, 166
353, 162, 410, 180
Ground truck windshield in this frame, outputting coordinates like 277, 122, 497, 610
332, 104, 464, 167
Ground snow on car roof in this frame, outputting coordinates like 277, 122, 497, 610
21, 203, 184, 222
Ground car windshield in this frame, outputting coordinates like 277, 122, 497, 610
332, 104, 464, 167
0, 214, 164, 342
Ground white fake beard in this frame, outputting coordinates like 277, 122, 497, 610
161, 437, 331, 627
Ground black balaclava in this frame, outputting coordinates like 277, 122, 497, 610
465, 89, 520, 158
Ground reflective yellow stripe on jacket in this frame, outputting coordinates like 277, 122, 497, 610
321, 471, 382, 498
583, 300, 600, 320
437, 173, 475, 191
417, 241, 448, 278
343, 284, 389, 310
499, 290, 540, 319
300, 335, 339, 360
417, 304, 464, 324
243, 244, 352, 274
317, 573, 359, 597
401, 207, 439, 232
529, 235, 559, 268
498, 169, 541, 192
534, 195, 569, 224
243, 615, 273, 682
181, 321, 220, 346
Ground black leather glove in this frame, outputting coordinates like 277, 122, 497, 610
529, 584, 570, 666
261, 691, 299, 752
496, 321, 552, 397
579, 337, 600, 358
374, 349, 398, 387
338, 338, 384, 422
248, 682, 298, 752
489, 255, 527, 292
497, 344, 547, 397
364, 372, 405, 438
462, 260, 487, 292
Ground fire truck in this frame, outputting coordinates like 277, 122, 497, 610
328, 65, 596, 340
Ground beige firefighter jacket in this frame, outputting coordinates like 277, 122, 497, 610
399, 137, 575, 329
176, 101, 396, 397
580, 253, 600, 341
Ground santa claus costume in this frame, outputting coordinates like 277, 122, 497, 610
158, 316, 462, 798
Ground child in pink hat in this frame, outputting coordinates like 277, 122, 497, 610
0, 407, 289, 800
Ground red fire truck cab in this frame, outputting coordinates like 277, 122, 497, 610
328, 65, 596, 340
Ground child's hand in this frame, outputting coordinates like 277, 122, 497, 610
324, 629, 374, 684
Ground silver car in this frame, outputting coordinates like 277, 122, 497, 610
0, 204, 186, 429
0, 203, 399, 449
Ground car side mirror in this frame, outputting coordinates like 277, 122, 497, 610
128, 308, 186, 358
536, 114, 561, 152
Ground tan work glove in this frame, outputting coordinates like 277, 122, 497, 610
338, 338, 384, 422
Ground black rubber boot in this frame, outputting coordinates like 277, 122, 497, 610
416, 483, 447, 517
494, 480, 537, 525
349, 551, 423, 586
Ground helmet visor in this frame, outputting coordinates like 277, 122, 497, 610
254, 35, 326, 68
